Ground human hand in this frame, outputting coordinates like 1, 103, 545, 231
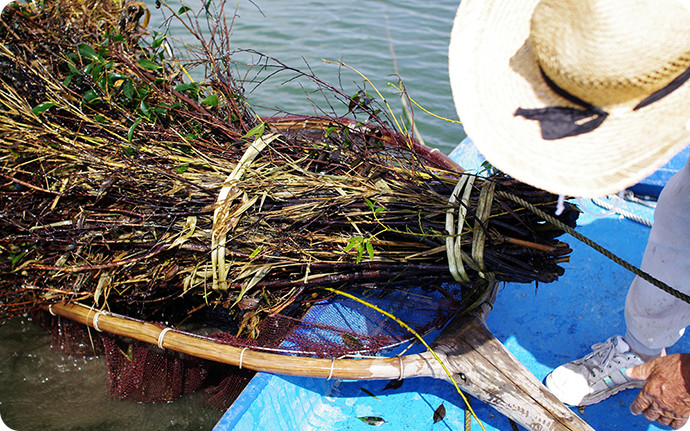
626, 354, 690, 429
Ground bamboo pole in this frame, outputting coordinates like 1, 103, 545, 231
46, 301, 594, 431
46, 302, 436, 380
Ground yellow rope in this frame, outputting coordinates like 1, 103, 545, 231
325, 287, 488, 431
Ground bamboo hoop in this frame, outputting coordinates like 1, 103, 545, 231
45, 301, 593, 431
47, 302, 433, 380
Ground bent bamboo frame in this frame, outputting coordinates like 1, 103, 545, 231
46, 301, 593, 431
47, 302, 435, 380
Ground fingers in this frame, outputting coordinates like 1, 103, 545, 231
658, 414, 673, 426
670, 416, 689, 430
626, 361, 652, 381
631, 391, 652, 416
642, 404, 662, 423
632, 391, 690, 429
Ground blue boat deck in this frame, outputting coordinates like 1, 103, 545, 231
214, 141, 690, 431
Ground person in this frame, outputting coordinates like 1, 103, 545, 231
447, 0, 690, 429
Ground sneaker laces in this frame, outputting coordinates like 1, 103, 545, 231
581, 337, 630, 377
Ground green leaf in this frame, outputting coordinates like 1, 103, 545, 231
242, 122, 265, 139
249, 246, 262, 258
32, 102, 55, 116
200, 94, 218, 107
139, 100, 151, 118
8, 250, 26, 269
108, 72, 128, 85
83, 90, 100, 104
178, 5, 192, 14
360, 387, 379, 400
123, 80, 134, 100
135, 85, 150, 99
91, 63, 104, 81
152, 35, 166, 50
127, 118, 142, 142
356, 247, 364, 264
78, 43, 98, 61
365, 241, 374, 259
138, 58, 163, 71
358, 416, 386, 426
174, 164, 188, 174
174, 83, 198, 92
66, 61, 80, 75
324, 126, 337, 138
344, 237, 362, 252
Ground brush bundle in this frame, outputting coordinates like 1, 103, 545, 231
0, 0, 578, 335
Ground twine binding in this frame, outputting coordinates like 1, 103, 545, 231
157, 327, 173, 349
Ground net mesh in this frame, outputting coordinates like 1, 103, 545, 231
35, 310, 253, 409
31, 281, 464, 408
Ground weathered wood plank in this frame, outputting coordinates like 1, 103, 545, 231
432, 312, 593, 431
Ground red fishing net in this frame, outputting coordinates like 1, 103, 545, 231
32, 281, 465, 409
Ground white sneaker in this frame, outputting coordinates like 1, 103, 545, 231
545, 336, 645, 406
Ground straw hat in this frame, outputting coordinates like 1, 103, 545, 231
449, 0, 690, 197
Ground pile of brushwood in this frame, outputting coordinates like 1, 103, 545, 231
0, 0, 578, 337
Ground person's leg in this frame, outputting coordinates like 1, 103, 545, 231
546, 156, 690, 406
625, 157, 690, 357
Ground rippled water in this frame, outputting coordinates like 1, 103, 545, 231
0, 1, 464, 430
152, 0, 465, 153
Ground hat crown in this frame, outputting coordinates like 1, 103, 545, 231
530, 0, 690, 107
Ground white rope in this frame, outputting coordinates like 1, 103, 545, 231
591, 197, 653, 227
555, 194, 566, 216
92, 310, 106, 332
157, 327, 173, 349
327, 357, 336, 380
239, 347, 249, 370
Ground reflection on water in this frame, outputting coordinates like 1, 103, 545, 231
0, 0, 463, 429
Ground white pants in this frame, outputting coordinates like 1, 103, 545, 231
625, 156, 690, 356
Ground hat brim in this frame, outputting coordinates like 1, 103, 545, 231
449, 0, 690, 198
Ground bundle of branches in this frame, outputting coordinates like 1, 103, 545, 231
0, 0, 578, 337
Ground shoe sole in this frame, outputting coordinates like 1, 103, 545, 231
578, 380, 645, 406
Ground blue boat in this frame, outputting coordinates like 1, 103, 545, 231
213, 139, 690, 431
